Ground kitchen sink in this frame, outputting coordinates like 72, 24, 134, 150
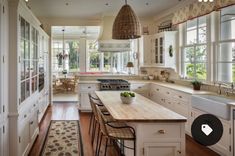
191, 94, 234, 120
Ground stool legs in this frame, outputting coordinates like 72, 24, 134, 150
104, 138, 108, 156
89, 113, 94, 134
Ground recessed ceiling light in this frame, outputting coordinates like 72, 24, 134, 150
25, 0, 29, 2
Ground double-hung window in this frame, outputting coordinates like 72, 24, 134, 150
216, 5, 235, 82
182, 16, 208, 80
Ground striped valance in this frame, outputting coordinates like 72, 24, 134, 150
172, 0, 235, 25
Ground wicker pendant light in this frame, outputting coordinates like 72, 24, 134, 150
112, 0, 141, 40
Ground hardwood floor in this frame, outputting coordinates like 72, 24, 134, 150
29, 103, 219, 156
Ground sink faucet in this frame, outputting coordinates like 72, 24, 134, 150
224, 83, 234, 96
214, 82, 235, 96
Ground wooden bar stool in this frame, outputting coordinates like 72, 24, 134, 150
88, 94, 114, 145
96, 105, 136, 156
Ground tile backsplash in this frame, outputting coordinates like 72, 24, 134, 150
140, 67, 235, 97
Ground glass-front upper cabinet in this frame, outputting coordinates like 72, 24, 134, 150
20, 16, 39, 104
153, 35, 164, 65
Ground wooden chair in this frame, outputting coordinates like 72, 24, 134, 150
88, 94, 112, 144
96, 105, 136, 156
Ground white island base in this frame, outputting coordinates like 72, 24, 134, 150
123, 122, 185, 156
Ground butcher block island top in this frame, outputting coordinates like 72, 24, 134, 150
95, 91, 187, 122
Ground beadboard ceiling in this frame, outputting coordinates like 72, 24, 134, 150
28, 0, 185, 19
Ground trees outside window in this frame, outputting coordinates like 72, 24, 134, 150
182, 16, 207, 80
52, 40, 79, 74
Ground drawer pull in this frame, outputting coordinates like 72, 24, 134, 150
166, 92, 170, 94
24, 114, 27, 118
179, 96, 182, 98
156, 89, 159, 91
30, 121, 34, 125
138, 87, 142, 89
158, 130, 166, 134
88, 86, 91, 89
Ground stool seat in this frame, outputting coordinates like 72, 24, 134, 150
106, 122, 135, 139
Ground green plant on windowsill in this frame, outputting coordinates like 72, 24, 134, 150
191, 80, 202, 90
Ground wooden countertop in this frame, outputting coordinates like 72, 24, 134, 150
95, 91, 187, 122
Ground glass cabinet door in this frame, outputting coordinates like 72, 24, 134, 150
31, 27, 39, 94
159, 37, 164, 64
155, 38, 158, 64
20, 17, 31, 103
20, 16, 39, 103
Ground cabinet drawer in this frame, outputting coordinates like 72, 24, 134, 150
151, 85, 164, 93
174, 100, 189, 117
173, 91, 189, 102
131, 83, 149, 90
79, 84, 99, 92
142, 124, 182, 139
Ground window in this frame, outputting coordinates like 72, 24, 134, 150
182, 16, 208, 80
52, 40, 79, 74
87, 40, 135, 74
217, 5, 235, 82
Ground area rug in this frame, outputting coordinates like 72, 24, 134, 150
41, 120, 83, 156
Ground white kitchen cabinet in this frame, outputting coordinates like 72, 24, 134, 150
0, 0, 8, 156
152, 32, 177, 69
140, 122, 185, 156
150, 83, 191, 133
18, 112, 30, 156
191, 108, 232, 156
78, 83, 100, 111
130, 83, 150, 98
140, 32, 177, 69
139, 35, 152, 66
0, 121, 8, 156
7, 1, 50, 155
144, 142, 182, 156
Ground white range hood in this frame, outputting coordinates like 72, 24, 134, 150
98, 16, 131, 52
98, 40, 131, 52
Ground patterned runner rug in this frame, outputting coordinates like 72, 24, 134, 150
41, 120, 83, 156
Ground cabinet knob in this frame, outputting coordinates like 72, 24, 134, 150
158, 130, 166, 134
156, 89, 159, 91
166, 92, 170, 94
88, 86, 91, 89
24, 114, 27, 118
179, 96, 182, 98
177, 150, 181, 154
30, 121, 34, 125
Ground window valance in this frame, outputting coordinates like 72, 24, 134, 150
172, 0, 235, 25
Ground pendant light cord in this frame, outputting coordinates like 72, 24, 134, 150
125, 0, 127, 5
62, 29, 65, 55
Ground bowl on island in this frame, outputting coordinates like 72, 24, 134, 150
120, 92, 136, 104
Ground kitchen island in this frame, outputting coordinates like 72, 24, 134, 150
95, 91, 187, 156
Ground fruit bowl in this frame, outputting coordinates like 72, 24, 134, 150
120, 92, 136, 104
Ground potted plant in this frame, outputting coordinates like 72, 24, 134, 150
191, 80, 202, 90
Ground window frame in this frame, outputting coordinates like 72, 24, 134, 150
181, 15, 210, 81
215, 7, 235, 82
52, 39, 80, 74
